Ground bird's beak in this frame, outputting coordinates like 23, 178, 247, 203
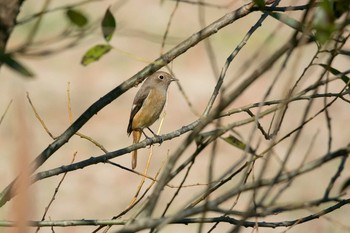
171, 77, 179, 82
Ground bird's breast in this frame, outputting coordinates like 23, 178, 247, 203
132, 89, 167, 130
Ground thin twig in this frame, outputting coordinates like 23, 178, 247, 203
26, 92, 55, 139
28, 90, 346, 184
75, 132, 109, 153
323, 155, 348, 199
92, 166, 163, 233
17, 0, 103, 25
0, 99, 13, 126
67, 81, 73, 124
35, 152, 77, 233
3, 0, 259, 190
160, 0, 179, 55
67, 81, 109, 153
105, 160, 206, 189
168, 0, 235, 9
1, 197, 348, 228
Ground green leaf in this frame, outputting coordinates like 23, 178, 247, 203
312, 1, 337, 44
1, 54, 34, 78
66, 9, 88, 27
81, 44, 112, 66
101, 7, 116, 42
222, 135, 257, 154
318, 63, 350, 85
253, 0, 266, 7
222, 135, 247, 151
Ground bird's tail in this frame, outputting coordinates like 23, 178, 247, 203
132, 130, 141, 169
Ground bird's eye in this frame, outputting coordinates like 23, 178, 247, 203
159, 75, 164, 80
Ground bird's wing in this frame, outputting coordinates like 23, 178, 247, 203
127, 86, 151, 135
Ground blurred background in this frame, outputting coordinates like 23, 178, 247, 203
0, 0, 350, 232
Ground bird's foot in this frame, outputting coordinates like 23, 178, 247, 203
147, 127, 163, 145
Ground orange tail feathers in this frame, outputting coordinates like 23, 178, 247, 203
132, 130, 141, 169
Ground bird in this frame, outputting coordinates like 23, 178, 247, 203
127, 71, 177, 169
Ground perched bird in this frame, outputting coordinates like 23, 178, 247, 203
127, 71, 177, 169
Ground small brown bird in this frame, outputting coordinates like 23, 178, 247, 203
127, 71, 177, 169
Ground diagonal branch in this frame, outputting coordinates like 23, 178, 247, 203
0, 1, 259, 207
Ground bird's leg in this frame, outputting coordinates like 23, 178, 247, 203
140, 129, 153, 148
147, 127, 163, 144
141, 129, 151, 139
146, 127, 158, 137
